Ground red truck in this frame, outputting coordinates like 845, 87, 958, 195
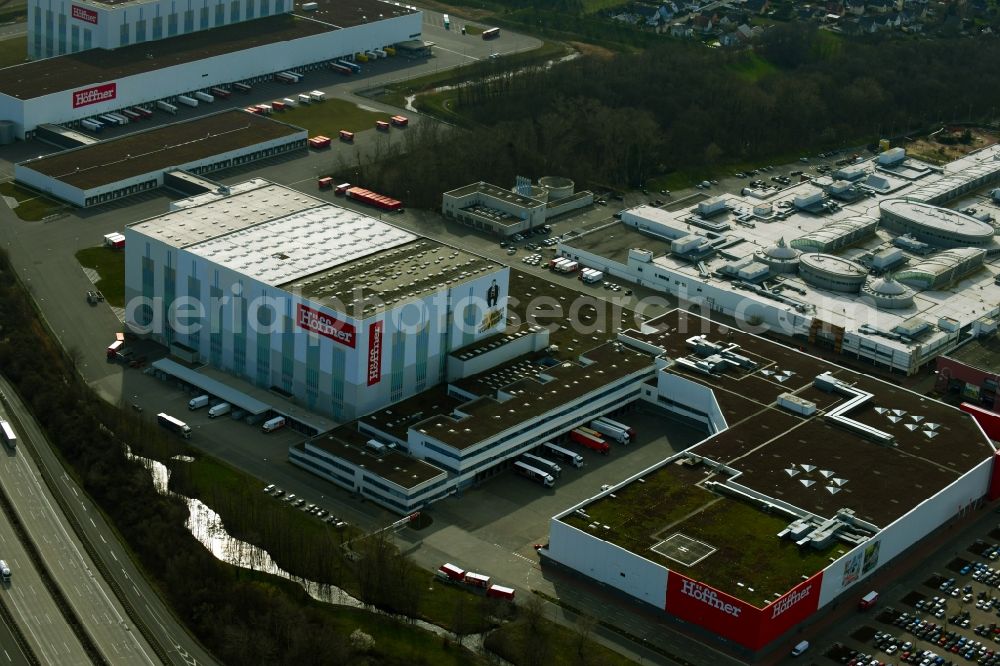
487, 584, 515, 601
339, 130, 355, 142
570, 428, 610, 455
390, 115, 409, 127
318, 177, 333, 190
375, 120, 390, 131
345, 186, 402, 211
309, 135, 331, 149
437, 563, 465, 582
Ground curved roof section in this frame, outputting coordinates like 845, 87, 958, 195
789, 216, 877, 252
897, 248, 986, 278
879, 200, 994, 242
799, 253, 867, 277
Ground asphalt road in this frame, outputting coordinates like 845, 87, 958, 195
0, 398, 159, 664
0, 471, 90, 665
0, 376, 219, 666
0, 611, 33, 666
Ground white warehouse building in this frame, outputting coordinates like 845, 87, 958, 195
0, 0, 421, 137
124, 180, 509, 422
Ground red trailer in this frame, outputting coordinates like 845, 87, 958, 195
233, 82, 252, 93
390, 114, 409, 127
309, 136, 331, 149
438, 563, 465, 581
375, 120, 390, 131
339, 130, 355, 142
330, 63, 352, 75
272, 100, 286, 111
245, 106, 261, 114
318, 177, 334, 189
345, 187, 403, 211
569, 428, 610, 455
210, 87, 231, 99
487, 584, 515, 601
135, 106, 154, 118
463, 572, 491, 589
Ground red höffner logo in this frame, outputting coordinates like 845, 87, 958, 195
72, 83, 116, 108
680, 579, 742, 618
770, 584, 812, 619
71, 5, 98, 24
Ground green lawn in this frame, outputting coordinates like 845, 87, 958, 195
730, 52, 777, 82
0, 182, 65, 221
0, 35, 27, 70
485, 616, 634, 666
272, 98, 390, 137
74, 247, 125, 307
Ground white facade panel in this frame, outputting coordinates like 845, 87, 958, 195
8, 12, 420, 137
817, 456, 993, 608
547, 518, 669, 607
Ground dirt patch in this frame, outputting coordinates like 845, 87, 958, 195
568, 41, 615, 59
906, 127, 999, 165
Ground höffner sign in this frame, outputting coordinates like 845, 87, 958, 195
679, 579, 743, 618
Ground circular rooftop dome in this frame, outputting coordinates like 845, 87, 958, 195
868, 277, 906, 295
754, 237, 801, 274
763, 237, 800, 260
799, 253, 867, 293
861, 276, 914, 309
879, 199, 995, 248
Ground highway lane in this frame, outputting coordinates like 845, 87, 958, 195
0, 610, 34, 666
0, 486, 89, 665
0, 377, 218, 666
0, 413, 158, 665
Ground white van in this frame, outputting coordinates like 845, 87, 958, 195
262, 416, 286, 432
208, 402, 231, 418
791, 640, 810, 657
188, 395, 210, 410
0, 560, 11, 582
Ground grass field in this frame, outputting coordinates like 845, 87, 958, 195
0, 35, 27, 70
0, 181, 65, 221
730, 52, 777, 82
74, 247, 125, 307
485, 615, 635, 666
581, 0, 629, 13
273, 98, 390, 137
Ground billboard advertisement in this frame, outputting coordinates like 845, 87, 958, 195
666, 570, 822, 650
71, 4, 98, 23
367, 321, 383, 386
72, 83, 116, 109
296, 303, 356, 348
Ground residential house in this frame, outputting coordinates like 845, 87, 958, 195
845, 0, 866, 15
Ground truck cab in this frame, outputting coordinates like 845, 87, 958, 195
0, 560, 11, 582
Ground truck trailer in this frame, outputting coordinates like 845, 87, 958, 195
513, 461, 555, 487
595, 416, 636, 438
569, 429, 610, 455
0, 420, 16, 450
158, 413, 192, 439
176, 95, 199, 107
521, 453, 561, 478
156, 101, 178, 114
542, 442, 584, 468
193, 91, 215, 103
589, 419, 630, 444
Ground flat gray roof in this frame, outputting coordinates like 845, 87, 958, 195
445, 181, 543, 208
305, 429, 447, 489
282, 238, 502, 317
20, 111, 304, 190
129, 183, 322, 248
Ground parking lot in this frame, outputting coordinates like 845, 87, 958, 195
804, 512, 1000, 666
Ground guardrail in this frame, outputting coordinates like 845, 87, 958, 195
0, 587, 40, 665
